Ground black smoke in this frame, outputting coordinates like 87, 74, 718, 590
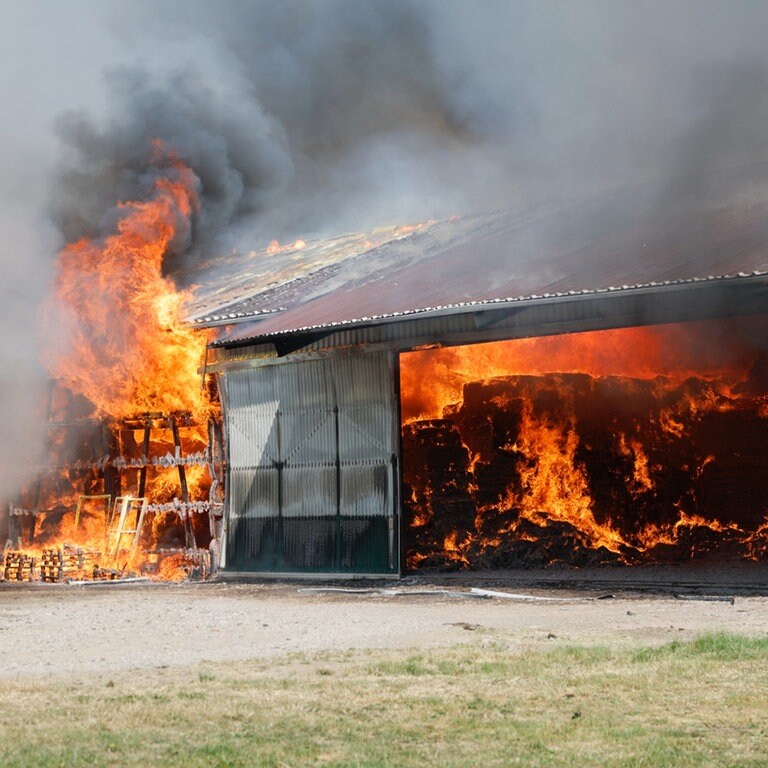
49, 1, 768, 279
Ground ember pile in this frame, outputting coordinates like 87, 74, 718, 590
401, 317, 768, 570
3, 142, 223, 583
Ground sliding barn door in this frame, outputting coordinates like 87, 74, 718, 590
219, 353, 397, 574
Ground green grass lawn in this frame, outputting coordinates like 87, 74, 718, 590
1, 632, 767, 767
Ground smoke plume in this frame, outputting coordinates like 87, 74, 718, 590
50, 0, 768, 274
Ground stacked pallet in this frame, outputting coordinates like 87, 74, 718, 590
39, 545, 103, 583
2, 552, 36, 582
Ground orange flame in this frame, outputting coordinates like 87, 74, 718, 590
7, 142, 222, 583
401, 317, 768, 569
43, 145, 213, 423
400, 319, 756, 424
265, 238, 307, 255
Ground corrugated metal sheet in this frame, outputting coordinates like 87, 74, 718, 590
220, 369, 281, 530
188, 170, 768, 347
219, 351, 396, 573
205, 274, 768, 368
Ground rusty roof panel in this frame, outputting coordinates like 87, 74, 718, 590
187, 175, 768, 345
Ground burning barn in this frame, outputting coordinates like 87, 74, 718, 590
11, 5, 768, 587
8, 164, 768, 583
187, 174, 768, 577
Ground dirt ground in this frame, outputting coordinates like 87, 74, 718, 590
1, 575, 767, 680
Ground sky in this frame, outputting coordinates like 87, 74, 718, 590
3, 0, 768, 512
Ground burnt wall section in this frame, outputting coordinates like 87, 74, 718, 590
403, 368, 768, 569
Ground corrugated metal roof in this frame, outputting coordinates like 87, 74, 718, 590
187, 171, 768, 346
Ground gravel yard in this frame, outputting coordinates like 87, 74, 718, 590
2, 577, 766, 680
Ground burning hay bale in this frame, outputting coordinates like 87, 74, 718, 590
402, 419, 476, 568
403, 364, 768, 570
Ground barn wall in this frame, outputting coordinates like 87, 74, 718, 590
218, 351, 398, 574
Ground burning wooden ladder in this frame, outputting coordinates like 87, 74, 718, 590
105, 496, 148, 566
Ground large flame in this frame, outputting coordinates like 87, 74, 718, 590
3, 143, 221, 583
401, 317, 768, 569
43, 143, 213, 423
401, 320, 757, 423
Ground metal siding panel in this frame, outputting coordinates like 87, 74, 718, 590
229, 467, 278, 519
338, 406, 391, 462
280, 517, 336, 570
229, 517, 283, 571
334, 354, 392, 457
220, 367, 283, 569
339, 463, 390, 518
277, 358, 335, 409
280, 410, 335, 465
334, 354, 394, 522
223, 368, 279, 470
340, 517, 391, 572
282, 465, 336, 518
226, 465, 280, 570
275, 359, 337, 471
227, 410, 279, 469
333, 353, 391, 405
220, 351, 397, 573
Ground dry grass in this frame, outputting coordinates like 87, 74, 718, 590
1, 632, 767, 767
